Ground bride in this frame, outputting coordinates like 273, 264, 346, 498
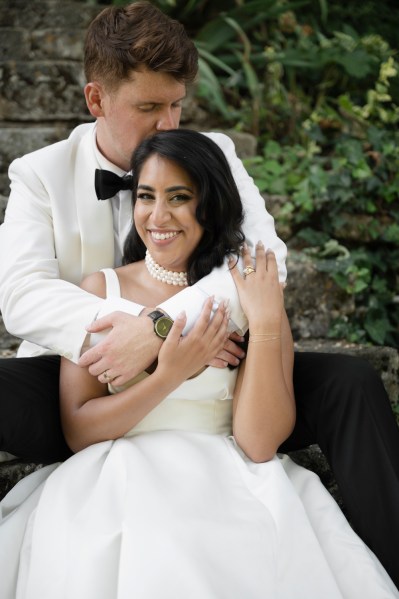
0, 129, 397, 598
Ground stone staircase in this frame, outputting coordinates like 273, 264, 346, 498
0, 0, 398, 504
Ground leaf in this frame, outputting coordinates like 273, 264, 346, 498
352, 165, 372, 180
242, 59, 260, 99
264, 159, 283, 175
196, 57, 231, 119
382, 224, 399, 243
364, 313, 392, 345
263, 140, 283, 159
318, 0, 328, 24
196, 45, 236, 76
336, 49, 374, 78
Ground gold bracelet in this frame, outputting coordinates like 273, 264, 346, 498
249, 335, 281, 343
250, 333, 280, 337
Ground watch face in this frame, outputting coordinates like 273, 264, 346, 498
155, 316, 173, 339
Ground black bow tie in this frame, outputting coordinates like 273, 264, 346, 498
95, 169, 134, 201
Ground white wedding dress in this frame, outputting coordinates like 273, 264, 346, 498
0, 269, 397, 599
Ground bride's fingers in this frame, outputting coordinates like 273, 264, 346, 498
229, 257, 248, 292
265, 249, 278, 275
205, 301, 228, 338
255, 241, 266, 271
241, 242, 255, 271
241, 241, 251, 260
190, 297, 227, 338
267, 251, 284, 297
163, 311, 187, 346
206, 311, 229, 354
192, 296, 214, 333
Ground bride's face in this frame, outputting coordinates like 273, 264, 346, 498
134, 154, 204, 273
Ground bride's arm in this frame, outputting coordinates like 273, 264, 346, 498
60, 273, 228, 453
230, 244, 295, 463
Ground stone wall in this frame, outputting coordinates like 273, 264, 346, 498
0, 0, 398, 502
0, 0, 99, 195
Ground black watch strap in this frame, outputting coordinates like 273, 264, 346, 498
147, 310, 165, 322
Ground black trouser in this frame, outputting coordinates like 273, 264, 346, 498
0, 356, 71, 461
0, 352, 398, 586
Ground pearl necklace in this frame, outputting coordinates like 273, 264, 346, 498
145, 250, 188, 287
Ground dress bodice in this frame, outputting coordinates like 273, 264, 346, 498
111, 367, 237, 437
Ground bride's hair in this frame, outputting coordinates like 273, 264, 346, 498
123, 129, 245, 285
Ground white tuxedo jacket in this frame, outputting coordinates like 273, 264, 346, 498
0, 123, 286, 362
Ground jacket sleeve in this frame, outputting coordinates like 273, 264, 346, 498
0, 157, 110, 363
158, 132, 287, 334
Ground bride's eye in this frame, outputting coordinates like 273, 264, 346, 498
137, 192, 155, 202
169, 194, 192, 204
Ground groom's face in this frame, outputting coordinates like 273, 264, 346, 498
85, 66, 186, 171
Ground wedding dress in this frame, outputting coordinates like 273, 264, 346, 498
0, 269, 397, 599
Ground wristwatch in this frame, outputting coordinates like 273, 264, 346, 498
147, 310, 174, 339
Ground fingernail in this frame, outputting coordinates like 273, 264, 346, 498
257, 240, 264, 248
177, 311, 186, 319
220, 298, 230, 310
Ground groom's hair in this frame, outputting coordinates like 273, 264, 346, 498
84, 1, 198, 90
123, 129, 245, 286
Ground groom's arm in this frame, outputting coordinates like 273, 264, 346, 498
0, 157, 106, 363
0, 155, 147, 365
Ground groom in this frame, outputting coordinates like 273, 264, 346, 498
0, 1, 398, 586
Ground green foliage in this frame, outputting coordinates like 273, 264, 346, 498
245, 57, 399, 348
150, 0, 398, 139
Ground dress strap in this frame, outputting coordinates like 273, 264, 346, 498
100, 268, 121, 298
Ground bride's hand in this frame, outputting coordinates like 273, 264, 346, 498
156, 297, 229, 383
230, 242, 284, 332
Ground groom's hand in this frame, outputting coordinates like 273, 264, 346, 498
207, 331, 246, 369
78, 311, 162, 386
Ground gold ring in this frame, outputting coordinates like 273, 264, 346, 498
102, 370, 112, 382
243, 266, 256, 278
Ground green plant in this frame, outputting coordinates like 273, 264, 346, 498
245, 58, 399, 348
